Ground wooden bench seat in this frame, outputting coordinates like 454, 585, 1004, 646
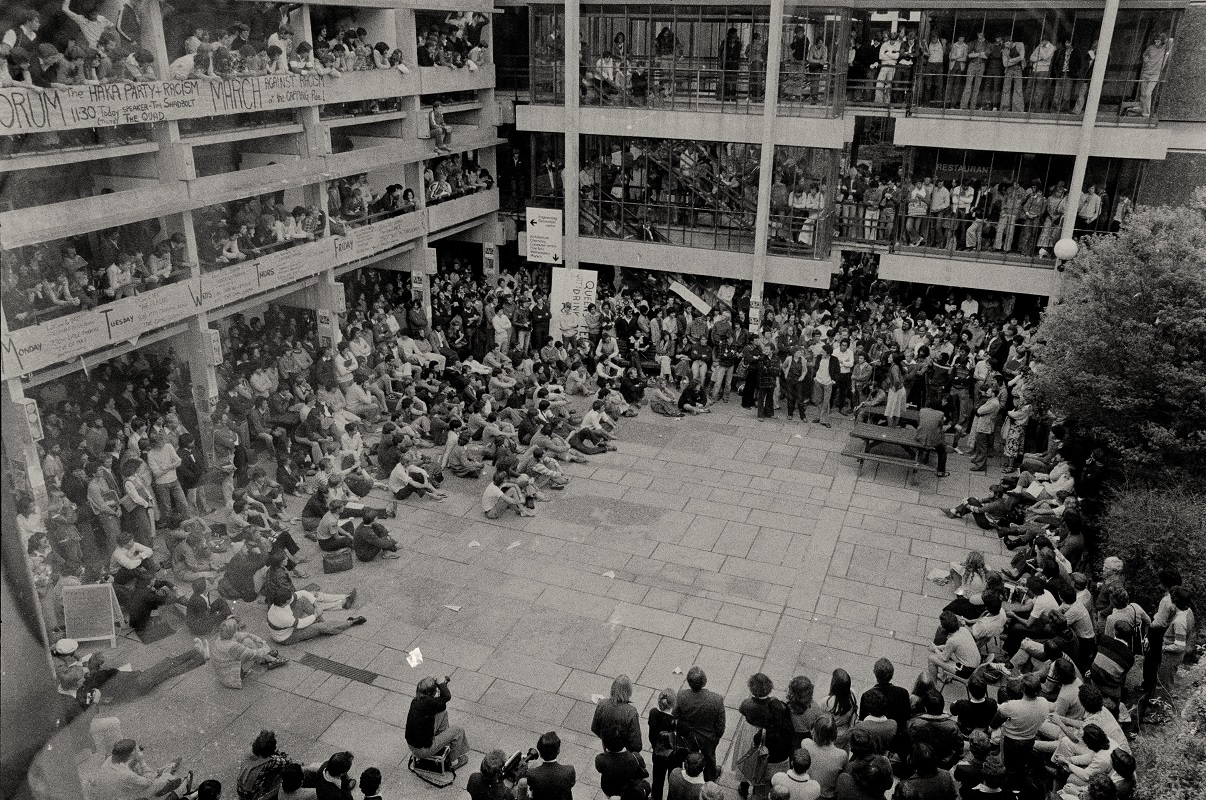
841, 441, 940, 484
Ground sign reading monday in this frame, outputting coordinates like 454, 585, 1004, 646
0, 73, 326, 132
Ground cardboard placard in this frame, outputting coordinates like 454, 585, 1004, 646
62, 584, 121, 648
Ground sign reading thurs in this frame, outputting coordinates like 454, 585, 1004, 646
0, 74, 327, 132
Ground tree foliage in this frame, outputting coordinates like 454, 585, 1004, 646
1031, 193, 1206, 482
1101, 484, 1206, 613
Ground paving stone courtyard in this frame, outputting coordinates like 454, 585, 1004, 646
94, 404, 1011, 799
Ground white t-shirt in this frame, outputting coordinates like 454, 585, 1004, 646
482, 482, 505, 512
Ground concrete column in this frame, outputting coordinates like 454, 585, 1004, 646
562, 1, 580, 270
139, 0, 170, 73
749, 0, 787, 332
1, 378, 48, 510
179, 315, 219, 462
1054, 0, 1120, 299
315, 269, 346, 350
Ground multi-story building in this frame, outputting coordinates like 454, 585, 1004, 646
1, 0, 503, 507
498, 0, 1205, 308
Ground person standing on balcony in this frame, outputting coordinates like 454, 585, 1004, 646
787, 25, 809, 100
874, 31, 901, 105
960, 32, 988, 109
1018, 181, 1047, 256
720, 28, 742, 103
922, 32, 946, 106
994, 182, 1026, 252
806, 36, 828, 105
982, 36, 1005, 111
748, 30, 767, 101
944, 35, 968, 108
1138, 33, 1170, 118
1037, 183, 1068, 257
1051, 36, 1081, 114
1000, 40, 1026, 112
929, 179, 952, 250
1028, 35, 1056, 113
1075, 185, 1102, 238
952, 179, 976, 248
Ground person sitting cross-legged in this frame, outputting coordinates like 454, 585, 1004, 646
927, 611, 982, 686
352, 509, 401, 561
210, 616, 288, 689
482, 471, 537, 518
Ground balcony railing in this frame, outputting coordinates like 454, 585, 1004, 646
427, 188, 500, 232
0, 212, 426, 380
0, 70, 420, 135
827, 202, 1060, 269
906, 74, 1165, 126
418, 64, 496, 96
580, 59, 770, 115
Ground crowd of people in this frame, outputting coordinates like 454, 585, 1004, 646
417, 11, 490, 71
556, 12, 1170, 122
424, 147, 495, 204
15, 245, 1194, 800
579, 140, 759, 241
1, 219, 188, 328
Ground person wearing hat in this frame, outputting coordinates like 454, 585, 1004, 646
88, 738, 184, 800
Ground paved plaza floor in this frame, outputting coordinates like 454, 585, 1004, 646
90, 402, 1011, 799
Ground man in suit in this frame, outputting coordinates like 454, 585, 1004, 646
914, 400, 949, 478
668, 753, 707, 800
526, 731, 576, 800
675, 666, 726, 781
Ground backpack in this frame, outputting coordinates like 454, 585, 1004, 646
762, 698, 796, 762
237, 757, 284, 800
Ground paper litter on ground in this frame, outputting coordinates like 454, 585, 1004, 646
407, 648, 423, 668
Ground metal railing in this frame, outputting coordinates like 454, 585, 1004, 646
844, 76, 916, 110
768, 207, 834, 259
827, 202, 1059, 268
580, 192, 757, 253
579, 61, 769, 114
907, 73, 1165, 125
530, 61, 567, 104
776, 66, 839, 116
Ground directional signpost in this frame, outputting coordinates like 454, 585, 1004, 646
525, 208, 564, 265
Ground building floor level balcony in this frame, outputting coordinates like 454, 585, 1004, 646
0, 69, 428, 136
427, 187, 500, 233
0, 210, 426, 381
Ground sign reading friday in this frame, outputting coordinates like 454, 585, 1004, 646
0, 73, 326, 132
525, 207, 563, 264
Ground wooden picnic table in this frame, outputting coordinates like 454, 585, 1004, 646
844, 421, 941, 485
855, 403, 920, 426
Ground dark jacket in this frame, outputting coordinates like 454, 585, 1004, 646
353, 521, 396, 562
591, 699, 643, 752
405, 683, 451, 749
526, 761, 576, 800
595, 750, 647, 797
674, 688, 726, 751
177, 447, 204, 491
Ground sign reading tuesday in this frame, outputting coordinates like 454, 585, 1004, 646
0, 74, 327, 132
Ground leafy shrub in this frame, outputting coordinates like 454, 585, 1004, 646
1100, 484, 1206, 612
1134, 687, 1206, 800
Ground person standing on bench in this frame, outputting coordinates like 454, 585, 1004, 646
406, 676, 470, 770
